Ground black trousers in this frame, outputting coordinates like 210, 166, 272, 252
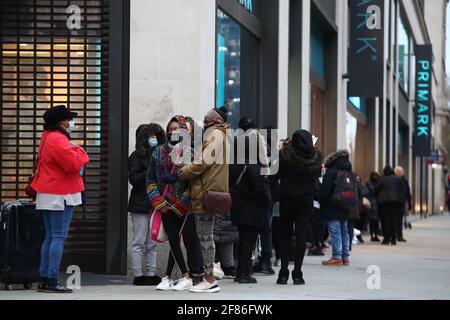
237, 226, 259, 276
307, 209, 323, 248
369, 219, 380, 237
163, 211, 204, 276
280, 196, 311, 272
379, 203, 403, 242
271, 216, 282, 260
259, 204, 274, 264
395, 204, 406, 240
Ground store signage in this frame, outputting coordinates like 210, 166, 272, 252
414, 45, 433, 157
348, 0, 384, 97
238, 0, 252, 13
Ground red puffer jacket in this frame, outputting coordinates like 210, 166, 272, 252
31, 130, 90, 195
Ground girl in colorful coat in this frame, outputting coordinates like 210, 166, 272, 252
146, 116, 217, 293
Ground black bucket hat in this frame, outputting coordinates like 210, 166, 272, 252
43, 105, 78, 125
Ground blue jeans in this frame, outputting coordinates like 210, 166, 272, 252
39, 206, 74, 279
327, 220, 350, 260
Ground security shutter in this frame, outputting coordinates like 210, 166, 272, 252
0, 0, 109, 272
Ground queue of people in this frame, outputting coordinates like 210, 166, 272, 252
32, 104, 412, 294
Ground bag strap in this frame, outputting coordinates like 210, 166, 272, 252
33, 132, 50, 176
234, 165, 247, 187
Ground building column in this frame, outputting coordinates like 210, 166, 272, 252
300, 0, 311, 131
336, 0, 348, 149
278, 0, 290, 139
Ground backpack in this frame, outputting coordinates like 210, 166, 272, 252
330, 170, 359, 209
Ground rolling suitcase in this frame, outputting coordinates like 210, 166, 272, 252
0, 200, 45, 290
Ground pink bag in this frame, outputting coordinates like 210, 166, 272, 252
150, 210, 167, 243
150, 146, 186, 243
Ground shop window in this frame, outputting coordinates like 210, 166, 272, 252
310, 20, 325, 79
216, 8, 259, 129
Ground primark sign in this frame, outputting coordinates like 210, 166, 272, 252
414, 45, 433, 157
348, 0, 384, 97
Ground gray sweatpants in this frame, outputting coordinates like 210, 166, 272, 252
195, 214, 216, 275
131, 213, 157, 277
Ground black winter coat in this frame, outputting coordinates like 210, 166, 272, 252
229, 163, 271, 229
375, 174, 406, 205
278, 145, 323, 199
320, 150, 353, 221
128, 151, 152, 214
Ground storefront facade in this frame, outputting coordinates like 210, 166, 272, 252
1, 0, 447, 275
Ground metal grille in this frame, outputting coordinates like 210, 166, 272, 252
0, 0, 109, 272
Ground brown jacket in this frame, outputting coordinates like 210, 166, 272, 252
178, 123, 230, 214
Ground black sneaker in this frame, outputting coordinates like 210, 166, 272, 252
381, 239, 390, 245
397, 238, 407, 243
222, 266, 236, 278
133, 276, 147, 286
257, 262, 275, 275
43, 278, 73, 293
237, 275, 257, 284
390, 239, 397, 246
143, 275, 162, 286
371, 236, 381, 242
36, 277, 48, 292
276, 269, 289, 285
357, 235, 365, 243
292, 270, 305, 285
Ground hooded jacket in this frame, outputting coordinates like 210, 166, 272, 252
320, 150, 353, 221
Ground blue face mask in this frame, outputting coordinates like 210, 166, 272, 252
148, 137, 158, 147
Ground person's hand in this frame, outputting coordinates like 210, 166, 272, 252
163, 173, 178, 185
160, 203, 170, 214
79, 166, 85, 177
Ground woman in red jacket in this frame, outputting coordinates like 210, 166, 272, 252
31, 105, 90, 293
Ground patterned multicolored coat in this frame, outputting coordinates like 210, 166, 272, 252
146, 144, 191, 216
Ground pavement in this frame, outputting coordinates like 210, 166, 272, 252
1, 213, 449, 300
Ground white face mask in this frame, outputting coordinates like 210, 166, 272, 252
68, 120, 75, 133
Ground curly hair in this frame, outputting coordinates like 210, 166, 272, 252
135, 123, 166, 164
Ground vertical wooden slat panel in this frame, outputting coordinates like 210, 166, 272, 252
0, 0, 109, 273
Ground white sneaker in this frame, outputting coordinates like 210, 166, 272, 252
189, 279, 221, 293
213, 262, 224, 280
172, 277, 192, 291
156, 277, 173, 291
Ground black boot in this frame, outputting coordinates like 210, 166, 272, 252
43, 278, 73, 293
36, 277, 48, 292
292, 270, 305, 285
276, 269, 289, 285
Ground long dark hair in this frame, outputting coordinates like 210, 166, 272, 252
135, 123, 166, 165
